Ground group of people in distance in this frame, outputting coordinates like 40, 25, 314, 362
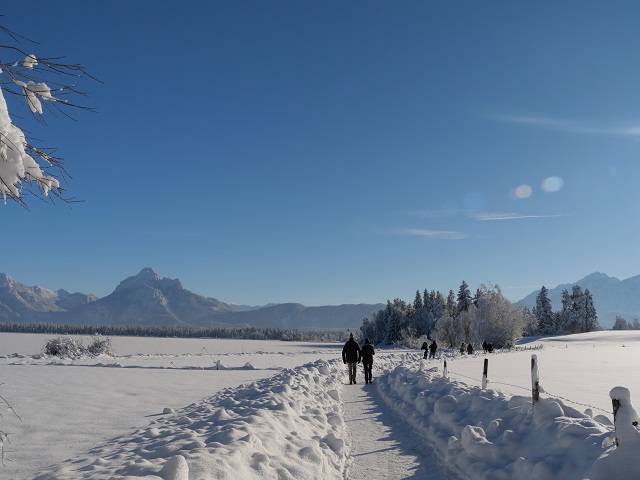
343, 334, 496, 385
421, 340, 438, 359
342, 333, 375, 384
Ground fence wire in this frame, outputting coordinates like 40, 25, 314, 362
445, 368, 611, 415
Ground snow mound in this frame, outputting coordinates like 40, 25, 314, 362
376, 358, 613, 479
33, 359, 348, 479
587, 387, 640, 480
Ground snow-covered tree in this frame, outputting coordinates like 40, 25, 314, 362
413, 290, 423, 311
583, 288, 599, 332
385, 307, 403, 344
612, 316, 629, 330
360, 316, 376, 340
472, 284, 526, 348
372, 309, 387, 344
521, 306, 538, 337
433, 309, 459, 348
0, 22, 96, 207
457, 280, 472, 314
558, 289, 572, 333
445, 289, 456, 316
533, 286, 554, 335
456, 304, 477, 345
430, 290, 445, 322
569, 285, 586, 333
473, 287, 482, 307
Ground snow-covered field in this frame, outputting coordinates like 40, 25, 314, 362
1, 331, 639, 479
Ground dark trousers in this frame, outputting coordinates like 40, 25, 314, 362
348, 362, 358, 383
363, 361, 373, 383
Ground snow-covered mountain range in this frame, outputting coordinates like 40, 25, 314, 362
515, 271, 640, 329
0, 268, 383, 330
4, 268, 631, 330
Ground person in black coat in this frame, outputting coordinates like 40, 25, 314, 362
421, 341, 429, 359
428, 340, 438, 359
342, 333, 362, 384
361, 338, 375, 384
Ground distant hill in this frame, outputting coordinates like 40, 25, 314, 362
0, 269, 382, 330
201, 302, 384, 330
0, 273, 97, 321
52, 268, 238, 327
515, 272, 640, 329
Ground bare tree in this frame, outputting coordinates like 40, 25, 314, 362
0, 19, 98, 208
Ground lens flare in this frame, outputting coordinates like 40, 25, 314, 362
511, 184, 532, 199
541, 176, 564, 193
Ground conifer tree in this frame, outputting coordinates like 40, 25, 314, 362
457, 280, 472, 314
583, 288, 599, 332
559, 289, 572, 333
613, 316, 629, 330
433, 291, 445, 320
446, 290, 457, 316
569, 285, 585, 333
413, 290, 423, 311
534, 286, 554, 335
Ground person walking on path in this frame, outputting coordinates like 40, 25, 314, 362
342, 333, 362, 384
421, 341, 429, 359
428, 340, 438, 359
361, 338, 375, 384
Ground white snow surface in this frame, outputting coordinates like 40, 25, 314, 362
0, 331, 639, 479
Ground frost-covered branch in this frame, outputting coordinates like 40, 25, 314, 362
0, 20, 98, 208
0, 385, 21, 467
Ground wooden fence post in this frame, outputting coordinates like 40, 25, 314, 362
531, 354, 540, 405
482, 358, 488, 389
443, 359, 448, 378
609, 386, 634, 447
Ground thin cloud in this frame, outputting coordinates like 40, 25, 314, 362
408, 210, 461, 218
391, 228, 467, 240
490, 114, 640, 137
470, 212, 563, 221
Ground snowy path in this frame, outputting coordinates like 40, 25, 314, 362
342, 376, 459, 480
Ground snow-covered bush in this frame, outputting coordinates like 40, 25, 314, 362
86, 335, 115, 356
43, 336, 86, 357
43, 335, 115, 358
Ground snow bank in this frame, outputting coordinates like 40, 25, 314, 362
34, 359, 348, 479
586, 387, 640, 480
375, 355, 622, 480
23, 336, 640, 479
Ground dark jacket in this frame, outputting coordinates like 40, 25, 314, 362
361, 342, 375, 363
429, 341, 438, 352
342, 338, 362, 363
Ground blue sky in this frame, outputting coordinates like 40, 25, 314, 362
3, 1, 640, 306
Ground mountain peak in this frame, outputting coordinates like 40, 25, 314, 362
137, 267, 161, 280
581, 272, 612, 281
114, 268, 183, 294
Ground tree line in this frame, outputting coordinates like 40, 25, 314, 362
611, 316, 640, 330
533, 285, 600, 335
360, 282, 531, 349
0, 322, 348, 343
360, 282, 601, 348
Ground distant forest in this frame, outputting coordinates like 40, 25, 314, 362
361, 281, 601, 348
0, 322, 348, 342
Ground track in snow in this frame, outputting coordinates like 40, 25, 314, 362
341, 376, 459, 480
